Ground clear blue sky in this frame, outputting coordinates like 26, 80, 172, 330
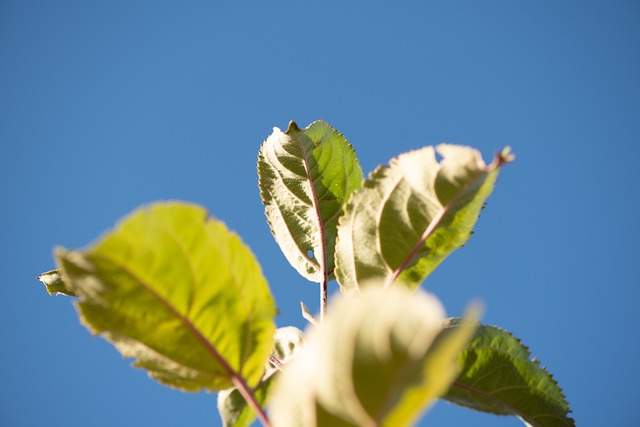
2, 1, 639, 426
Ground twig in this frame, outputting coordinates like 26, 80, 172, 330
231, 375, 271, 427
268, 354, 284, 371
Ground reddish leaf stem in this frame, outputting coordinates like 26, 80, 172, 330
320, 277, 327, 323
99, 261, 272, 427
268, 354, 284, 371
384, 207, 447, 289
231, 374, 271, 427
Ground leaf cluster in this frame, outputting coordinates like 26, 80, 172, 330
38, 120, 572, 426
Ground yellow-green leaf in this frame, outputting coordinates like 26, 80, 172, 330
56, 201, 277, 391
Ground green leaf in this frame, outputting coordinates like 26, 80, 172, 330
270, 286, 479, 427
443, 320, 574, 427
335, 145, 513, 294
55, 201, 277, 391
37, 269, 76, 296
258, 120, 363, 283
217, 326, 304, 427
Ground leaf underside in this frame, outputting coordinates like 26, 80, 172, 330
56, 201, 277, 391
270, 286, 478, 427
443, 320, 575, 427
258, 120, 363, 283
335, 144, 513, 294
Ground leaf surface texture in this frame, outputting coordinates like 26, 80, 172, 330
56, 202, 277, 391
335, 145, 513, 293
443, 320, 575, 427
258, 120, 363, 282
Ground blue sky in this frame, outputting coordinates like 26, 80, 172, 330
2, 1, 639, 426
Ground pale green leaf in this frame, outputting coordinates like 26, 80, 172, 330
56, 202, 277, 391
443, 320, 574, 427
258, 120, 363, 282
37, 269, 76, 296
217, 327, 304, 427
270, 286, 478, 427
335, 145, 513, 294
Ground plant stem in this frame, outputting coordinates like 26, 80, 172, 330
268, 354, 284, 371
320, 277, 327, 323
231, 375, 271, 427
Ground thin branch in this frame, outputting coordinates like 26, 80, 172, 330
268, 354, 284, 371
231, 375, 271, 427
320, 276, 328, 323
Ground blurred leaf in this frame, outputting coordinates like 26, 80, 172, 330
335, 145, 513, 294
443, 320, 574, 427
258, 120, 363, 282
270, 286, 478, 427
37, 269, 75, 296
218, 327, 304, 427
56, 202, 277, 391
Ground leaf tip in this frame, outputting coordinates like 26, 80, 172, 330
495, 146, 515, 167
37, 268, 76, 297
464, 300, 485, 323
286, 120, 301, 133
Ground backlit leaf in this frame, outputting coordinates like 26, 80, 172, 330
270, 286, 478, 427
443, 320, 575, 426
335, 145, 513, 293
258, 120, 363, 282
56, 202, 277, 391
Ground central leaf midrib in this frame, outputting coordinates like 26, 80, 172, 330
151, 217, 256, 376
385, 169, 488, 288
451, 367, 569, 423
92, 252, 241, 378
450, 380, 527, 419
293, 133, 327, 278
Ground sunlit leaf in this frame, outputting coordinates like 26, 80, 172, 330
270, 286, 478, 427
258, 120, 363, 282
335, 145, 513, 294
443, 320, 574, 427
37, 269, 75, 296
217, 327, 304, 427
56, 202, 277, 391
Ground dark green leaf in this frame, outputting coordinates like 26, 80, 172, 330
443, 320, 574, 426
